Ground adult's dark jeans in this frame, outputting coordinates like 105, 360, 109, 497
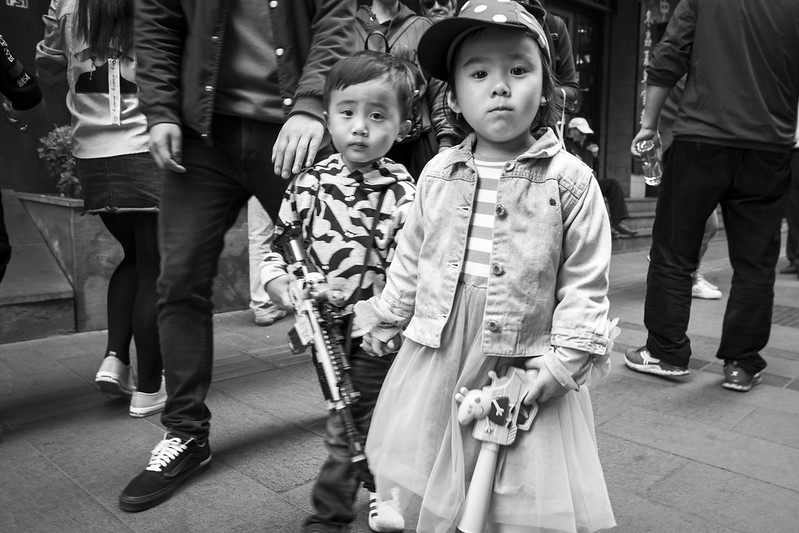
0, 188, 10, 283
158, 115, 290, 441
645, 140, 791, 375
304, 349, 394, 532
784, 150, 799, 263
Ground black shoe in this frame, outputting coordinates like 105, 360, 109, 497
119, 433, 212, 512
722, 361, 762, 392
612, 222, 638, 237
610, 227, 629, 240
779, 262, 798, 274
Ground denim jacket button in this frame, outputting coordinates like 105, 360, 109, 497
504, 161, 515, 172
491, 263, 504, 276
486, 319, 500, 331
495, 204, 507, 218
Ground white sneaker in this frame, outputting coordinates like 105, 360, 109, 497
692, 278, 722, 300
368, 489, 405, 533
130, 377, 167, 418
95, 353, 133, 397
253, 303, 287, 326
694, 273, 718, 290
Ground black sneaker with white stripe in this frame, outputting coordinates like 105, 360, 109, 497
119, 433, 212, 512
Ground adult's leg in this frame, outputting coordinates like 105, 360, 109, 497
784, 150, 799, 265
0, 189, 10, 284
157, 129, 251, 442
597, 178, 629, 226
716, 148, 790, 375
129, 212, 162, 393
99, 213, 137, 365
247, 197, 275, 313
644, 140, 729, 367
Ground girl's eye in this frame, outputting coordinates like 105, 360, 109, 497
510, 67, 527, 76
471, 70, 487, 79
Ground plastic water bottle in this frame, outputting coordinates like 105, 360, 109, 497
636, 139, 662, 186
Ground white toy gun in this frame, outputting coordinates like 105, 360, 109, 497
279, 226, 365, 464
455, 367, 539, 533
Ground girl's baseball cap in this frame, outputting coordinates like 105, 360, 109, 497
418, 0, 551, 81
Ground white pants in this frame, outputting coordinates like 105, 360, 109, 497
247, 196, 275, 312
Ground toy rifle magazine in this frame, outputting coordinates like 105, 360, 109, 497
455, 367, 538, 533
279, 225, 365, 464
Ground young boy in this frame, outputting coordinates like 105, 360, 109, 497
260, 51, 417, 533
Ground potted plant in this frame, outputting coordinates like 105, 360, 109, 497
17, 124, 122, 332
36, 124, 81, 198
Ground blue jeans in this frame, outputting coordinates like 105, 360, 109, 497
158, 115, 289, 441
645, 140, 791, 375
304, 348, 394, 532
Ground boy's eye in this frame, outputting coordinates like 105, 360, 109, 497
340, 109, 354, 117
370, 112, 385, 121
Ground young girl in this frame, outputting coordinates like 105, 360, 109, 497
36, 0, 164, 417
354, 2, 617, 532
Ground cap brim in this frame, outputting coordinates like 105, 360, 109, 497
418, 18, 534, 81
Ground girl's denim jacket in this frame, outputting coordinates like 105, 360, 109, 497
362, 129, 614, 388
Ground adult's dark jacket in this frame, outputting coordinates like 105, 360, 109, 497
133, 0, 354, 139
647, 0, 799, 151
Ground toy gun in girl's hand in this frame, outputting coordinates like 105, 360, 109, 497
454, 367, 539, 533
279, 225, 365, 464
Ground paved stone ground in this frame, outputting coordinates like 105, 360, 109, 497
1, 239, 798, 532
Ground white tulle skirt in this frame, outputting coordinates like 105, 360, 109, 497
365, 282, 616, 533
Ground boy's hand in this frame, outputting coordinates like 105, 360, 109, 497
522, 357, 569, 405
265, 275, 293, 311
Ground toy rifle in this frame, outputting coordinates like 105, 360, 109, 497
455, 367, 538, 533
280, 226, 366, 464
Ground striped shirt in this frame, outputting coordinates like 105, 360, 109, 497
461, 159, 503, 286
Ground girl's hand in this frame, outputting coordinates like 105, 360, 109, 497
361, 331, 402, 357
522, 357, 569, 405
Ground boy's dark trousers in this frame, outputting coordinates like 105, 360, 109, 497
303, 347, 394, 532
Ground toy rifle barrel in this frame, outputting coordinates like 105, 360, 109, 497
456, 441, 499, 533
309, 309, 366, 464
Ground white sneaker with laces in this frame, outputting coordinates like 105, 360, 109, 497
130, 377, 167, 418
368, 488, 405, 533
694, 273, 719, 290
95, 353, 134, 397
692, 278, 722, 299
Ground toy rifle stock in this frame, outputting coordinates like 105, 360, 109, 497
455, 367, 538, 533
280, 226, 366, 464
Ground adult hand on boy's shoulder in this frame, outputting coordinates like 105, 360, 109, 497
272, 113, 325, 180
